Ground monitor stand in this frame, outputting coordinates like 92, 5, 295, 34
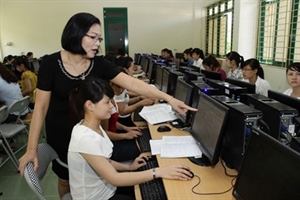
188, 155, 212, 167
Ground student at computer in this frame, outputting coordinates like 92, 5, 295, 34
13, 56, 38, 109
165, 49, 175, 62
241, 58, 271, 96
161, 48, 168, 58
68, 77, 193, 200
191, 48, 204, 69
283, 62, 300, 98
202, 55, 227, 81
116, 59, 155, 127
225, 51, 244, 80
183, 48, 194, 67
101, 80, 141, 162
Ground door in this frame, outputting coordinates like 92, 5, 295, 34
103, 8, 128, 54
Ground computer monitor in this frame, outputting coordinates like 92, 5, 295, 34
30, 59, 40, 72
268, 89, 300, 113
140, 55, 150, 74
168, 70, 184, 96
201, 69, 222, 81
161, 68, 170, 93
233, 127, 300, 200
188, 93, 229, 166
171, 79, 194, 127
225, 77, 256, 94
134, 53, 142, 65
155, 65, 164, 90
147, 60, 155, 84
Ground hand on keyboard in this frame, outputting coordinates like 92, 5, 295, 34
125, 130, 142, 139
128, 154, 149, 171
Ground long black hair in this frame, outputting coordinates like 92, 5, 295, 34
226, 51, 244, 67
241, 58, 264, 79
69, 77, 114, 126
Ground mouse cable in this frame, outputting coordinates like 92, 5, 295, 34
221, 159, 237, 178
191, 175, 236, 195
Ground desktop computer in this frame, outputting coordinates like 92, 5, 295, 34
190, 80, 221, 109
161, 68, 184, 96
245, 94, 298, 141
212, 95, 263, 170
183, 71, 204, 84
206, 79, 248, 101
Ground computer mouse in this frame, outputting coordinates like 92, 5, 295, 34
182, 168, 194, 178
157, 125, 171, 132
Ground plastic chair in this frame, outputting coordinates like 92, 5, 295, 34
24, 143, 71, 200
0, 138, 18, 169
0, 105, 27, 170
7, 96, 30, 127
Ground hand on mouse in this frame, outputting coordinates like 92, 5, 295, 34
156, 165, 193, 180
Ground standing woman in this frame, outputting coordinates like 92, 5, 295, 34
225, 51, 244, 80
202, 55, 227, 81
18, 12, 196, 198
283, 62, 300, 98
191, 48, 204, 69
13, 56, 38, 109
241, 58, 271, 96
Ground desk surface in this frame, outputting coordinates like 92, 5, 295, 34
135, 123, 237, 200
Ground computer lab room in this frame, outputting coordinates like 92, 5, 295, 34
0, 0, 299, 199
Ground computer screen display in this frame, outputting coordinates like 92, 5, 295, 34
189, 93, 229, 166
201, 69, 222, 81
173, 79, 193, 126
140, 55, 149, 74
233, 127, 300, 200
225, 77, 256, 94
268, 89, 300, 113
147, 60, 154, 83
161, 69, 170, 93
155, 65, 164, 90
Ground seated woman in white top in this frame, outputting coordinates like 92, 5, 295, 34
241, 58, 271, 96
283, 62, 300, 98
191, 48, 205, 70
68, 77, 193, 200
225, 51, 244, 80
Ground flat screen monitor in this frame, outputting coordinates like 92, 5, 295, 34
233, 127, 300, 200
147, 60, 155, 83
201, 69, 222, 81
31, 59, 40, 72
134, 53, 141, 65
161, 69, 170, 93
140, 55, 149, 74
155, 65, 164, 90
172, 79, 194, 127
225, 77, 256, 94
189, 93, 229, 166
268, 89, 300, 113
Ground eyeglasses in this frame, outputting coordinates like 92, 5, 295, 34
85, 34, 103, 43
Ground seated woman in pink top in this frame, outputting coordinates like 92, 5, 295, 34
202, 55, 227, 81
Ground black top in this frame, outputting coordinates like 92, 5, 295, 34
37, 51, 120, 164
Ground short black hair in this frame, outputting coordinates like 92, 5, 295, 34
286, 62, 300, 73
61, 12, 101, 54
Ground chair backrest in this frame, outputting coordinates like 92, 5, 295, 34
0, 106, 8, 124
24, 143, 59, 200
7, 96, 30, 123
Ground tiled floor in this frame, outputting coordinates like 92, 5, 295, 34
0, 132, 60, 200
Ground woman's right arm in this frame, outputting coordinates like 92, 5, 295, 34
18, 89, 51, 176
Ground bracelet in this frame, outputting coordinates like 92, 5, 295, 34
152, 168, 156, 179
167, 96, 174, 103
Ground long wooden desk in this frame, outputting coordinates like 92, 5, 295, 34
135, 123, 237, 200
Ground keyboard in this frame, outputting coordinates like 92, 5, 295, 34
138, 156, 168, 200
137, 128, 151, 152
133, 107, 145, 122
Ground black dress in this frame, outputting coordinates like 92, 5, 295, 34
37, 52, 120, 180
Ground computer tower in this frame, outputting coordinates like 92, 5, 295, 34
245, 94, 298, 141
212, 95, 263, 170
183, 71, 204, 84
190, 80, 221, 109
206, 79, 248, 101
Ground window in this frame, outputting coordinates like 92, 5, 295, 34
257, 0, 300, 67
206, 0, 234, 57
